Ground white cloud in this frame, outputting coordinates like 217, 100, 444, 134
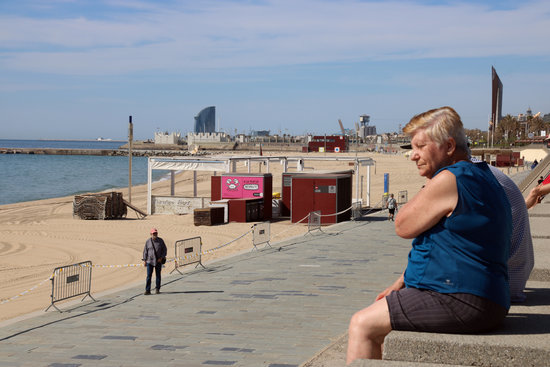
1, 0, 549, 75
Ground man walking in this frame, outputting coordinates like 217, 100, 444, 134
386, 193, 398, 221
142, 228, 167, 295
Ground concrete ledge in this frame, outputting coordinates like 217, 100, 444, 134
304, 283, 550, 367
382, 281, 550, 366
530, 268, 550, 282
528, 216, 550, 238
530, 238, 550, 281
383, 333, 550, 366
301, 332, 347, 367
350, 360, 464, 367
302, 334, 464, 367
529, 202, 550, 215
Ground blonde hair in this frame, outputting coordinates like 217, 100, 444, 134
403, 106, 468, 153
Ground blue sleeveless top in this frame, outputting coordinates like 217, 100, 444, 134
404, 161, 512, 309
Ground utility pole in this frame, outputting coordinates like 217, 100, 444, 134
128, 116, 133, 203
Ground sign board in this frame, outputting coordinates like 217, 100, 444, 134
334, 147, 340, 152
152, 196, 206, 215
313, 185, 336, 194
222, 176, 264, 199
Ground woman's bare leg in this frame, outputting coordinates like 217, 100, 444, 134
346, 297, 392, 364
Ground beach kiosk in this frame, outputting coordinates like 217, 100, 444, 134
281, 170, 354, 217
146, 155, 375, 216
290, 172, 353, 224
211, 173, 273, 222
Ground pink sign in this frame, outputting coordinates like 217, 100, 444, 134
222, 176, 264, 199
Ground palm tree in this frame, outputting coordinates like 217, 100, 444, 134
498, 115, 519, 145
528, 116, 547, 136
464, 128, 486, 147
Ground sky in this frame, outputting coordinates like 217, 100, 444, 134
1, 0, 549, 141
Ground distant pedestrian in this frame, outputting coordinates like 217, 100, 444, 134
538, 176, 544, 185
386, 194, 397, 221
142, 228, 167, 295
531, 159, 538, 169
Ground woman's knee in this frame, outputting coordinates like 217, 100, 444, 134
349, 302, 391, 341
350, 309, 369, 331
349, 310, 381, 339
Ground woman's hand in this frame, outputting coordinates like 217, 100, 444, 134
526, 184, 550, 209
375, 273, 405, 301
525, 187, 540, 209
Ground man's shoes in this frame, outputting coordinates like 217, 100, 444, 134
155, 289, 160, 294
144, 291, 151, 295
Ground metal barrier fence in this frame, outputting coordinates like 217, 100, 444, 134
45, 260, 96, 312
252, 222, 271, 250
351, 202, 362, 220
171, 236, 205, 275
306, 210, 323, 235
381, 194, 388, 208
398, 190, 408, 204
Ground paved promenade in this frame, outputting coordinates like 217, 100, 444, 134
0, 215, 410, 367
2, 167, 549, 367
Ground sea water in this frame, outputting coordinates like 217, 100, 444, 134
0, 139, 125, 150
0, 139, 168, 205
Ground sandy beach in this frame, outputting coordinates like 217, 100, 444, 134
0, 150, 530, 324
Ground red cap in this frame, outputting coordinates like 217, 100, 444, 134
150, 228, 158, 234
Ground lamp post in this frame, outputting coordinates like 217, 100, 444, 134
128, 116, 133, 203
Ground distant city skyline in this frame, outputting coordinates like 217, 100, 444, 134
1, 0, 549, 140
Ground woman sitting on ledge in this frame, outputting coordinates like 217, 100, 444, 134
346, 106, 512, 364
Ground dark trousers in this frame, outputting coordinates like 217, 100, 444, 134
145, 263, 162, 292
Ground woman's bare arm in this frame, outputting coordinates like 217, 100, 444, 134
394, 170, 458, 239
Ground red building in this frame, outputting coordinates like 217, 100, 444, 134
308, 135, 348, 152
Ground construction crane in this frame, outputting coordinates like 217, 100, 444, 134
338, 119, 346, 135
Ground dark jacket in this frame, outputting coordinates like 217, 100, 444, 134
142, 237, 167, 265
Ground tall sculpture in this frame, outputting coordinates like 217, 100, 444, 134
491, 67, 503, 132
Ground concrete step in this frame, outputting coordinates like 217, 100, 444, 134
302, 333, 463, 367
529, 214, 550, 239
301, 332, 347, 367
350, 360, 464, 367
308, 281, 550, 367
382, 281, 550, 367
530, 238, 550, 281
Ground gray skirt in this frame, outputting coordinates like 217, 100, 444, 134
386, 287, 508, 333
